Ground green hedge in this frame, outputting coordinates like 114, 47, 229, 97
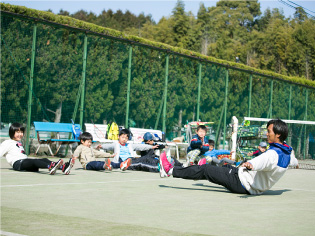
1, 2, 315, 89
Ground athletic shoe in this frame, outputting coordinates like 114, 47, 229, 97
159, 151, 173, 178
120, 158, 131, 171
62, 158, 75, 175
49, 159, 63, 175
198, 158, 207, 166
104, 158, 112, 171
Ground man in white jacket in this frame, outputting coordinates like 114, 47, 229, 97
159, 119, 299, 195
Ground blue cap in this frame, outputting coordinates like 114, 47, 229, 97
143, 132, 153, 141
259, 142, 267, 147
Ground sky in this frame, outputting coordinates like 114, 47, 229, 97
2, 0, 315, 22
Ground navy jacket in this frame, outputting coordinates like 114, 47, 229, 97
187, 134, 209, 154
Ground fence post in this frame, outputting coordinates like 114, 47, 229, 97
80, 34, 88, 129
223, 68, 229, 149
196, 63, 202, 121
303, 89, 309, 159
268, 79, 273, 118
288, 85, 292, 144
162, 54, 169, 133
288, 85, 292, 120
25, 24, 37, 155
215, 105, 224, 149
154, 89, 165, 130
248, 74, 253, 117
125, 45, 133, 129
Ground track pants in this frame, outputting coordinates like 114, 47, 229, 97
128, 149, 184, 172
173, 164, 249, 194
86, 161, 105, 171
13, 158, 52, 172
128, 154, 159, 172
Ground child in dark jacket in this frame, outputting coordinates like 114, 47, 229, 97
247, 141, 268, 157
128, 132, 183, 172
186, 125, 209, 166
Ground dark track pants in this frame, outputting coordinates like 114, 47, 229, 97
86, 161, 105, 171
13, 158, 52, 172
128, 152, 159, 172
173, 164, 249, 194
128, 149, 183, 172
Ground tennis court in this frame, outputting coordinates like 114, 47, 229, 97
1, 157, 315, 236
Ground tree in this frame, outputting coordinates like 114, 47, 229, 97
294, 7, 308, 22
171, 0, 190, 48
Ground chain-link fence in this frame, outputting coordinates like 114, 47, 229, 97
1, 11, 315, 159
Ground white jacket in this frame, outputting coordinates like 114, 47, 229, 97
0, 139, 28, 166
238, 142, 298, 195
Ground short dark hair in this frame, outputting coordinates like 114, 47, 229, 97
79, 132, 93, 142
267, 119, 288, 143
9, 123, 25, 139
119, 128, 130, 138
197, 125, 207, 132
208, 139, 215, 146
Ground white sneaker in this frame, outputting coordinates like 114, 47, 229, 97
49, 159, 63, 175
120, 158, 131, 171
62, 158, 75, 175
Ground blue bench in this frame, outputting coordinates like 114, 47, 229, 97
34, 122, 81, 156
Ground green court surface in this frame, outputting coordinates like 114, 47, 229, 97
1, 157, 315, 236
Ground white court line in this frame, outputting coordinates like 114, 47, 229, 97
1, 174, 315, 193
0, 230, 28, 236
0, 178, 166, 188
1, 179, 315, 193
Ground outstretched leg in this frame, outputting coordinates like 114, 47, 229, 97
173, 165, 248, 194
14, 158, 54, 172
160, 151, 248, 195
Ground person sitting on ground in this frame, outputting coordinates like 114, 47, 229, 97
72, 132, 114, 171
100, 129, 158, 171
247, 141, 268, 157
186, 125, 209, 166
199, 139, 242, 167
0, 122, 74, 175
159, 119, 298, 195
128, 132, 183, 172
140, 132, 166, 156
127, 132, 163, 172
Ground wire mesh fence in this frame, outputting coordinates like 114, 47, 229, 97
1, 12, 315, 159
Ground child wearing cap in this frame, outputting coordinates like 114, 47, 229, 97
128, 132, 183, 172
247, 141, 268, 157
140, 132, 165, 156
